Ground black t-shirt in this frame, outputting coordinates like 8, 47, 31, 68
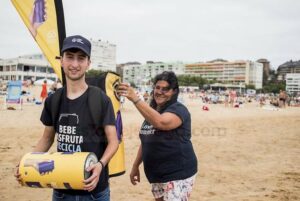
140, 102, 198, 183
40, 87, 115, 194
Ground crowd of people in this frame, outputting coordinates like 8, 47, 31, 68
176, 88, 300, 109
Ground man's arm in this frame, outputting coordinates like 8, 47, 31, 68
100, 125, 119, 166
134, 102, 182, 130
15, 126, 55, 183
118, 83, 182, 130
83, 125, 119, 192
33, 126, 55, 152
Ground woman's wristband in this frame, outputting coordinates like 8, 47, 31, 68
99, 160, 105, 169
133, 98, 141, 105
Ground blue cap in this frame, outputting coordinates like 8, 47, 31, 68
61, 35, 91, 56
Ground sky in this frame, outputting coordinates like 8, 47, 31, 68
1, 0, 300, 69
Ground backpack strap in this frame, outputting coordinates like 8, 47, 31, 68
50, 87, 64, 128
87, 86, 103, 129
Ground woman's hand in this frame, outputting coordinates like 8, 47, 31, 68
130, 164, 140, 185
118, 83, 139, 102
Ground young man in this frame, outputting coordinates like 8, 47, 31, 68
15, 35, 119, 201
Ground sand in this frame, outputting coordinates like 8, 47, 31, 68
0, 87, 299, 201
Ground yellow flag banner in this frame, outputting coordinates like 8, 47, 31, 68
11, 0, 65, 81
104, 72, 125, 177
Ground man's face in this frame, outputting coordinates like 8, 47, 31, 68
61, 50, 90, 81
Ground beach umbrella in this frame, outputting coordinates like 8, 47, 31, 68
34, 79, 55, 86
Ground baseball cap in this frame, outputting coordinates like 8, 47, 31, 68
61, 35, 91, 56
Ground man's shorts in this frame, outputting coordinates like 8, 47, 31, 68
151, 174, 196, 201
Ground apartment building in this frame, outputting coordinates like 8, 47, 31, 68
0, 54, 57, 82
122, 61, 185, 85
185, 60, 263, 89
277, 60, 300, 80
90, 39, 116, 72
286, 73, 300, 94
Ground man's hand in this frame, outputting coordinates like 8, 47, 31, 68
14, 163, 22, 185
83, 162, 102, 192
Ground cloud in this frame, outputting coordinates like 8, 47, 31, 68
1, 0, 299, 69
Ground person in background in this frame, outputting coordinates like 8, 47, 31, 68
48, 81, 57, 96
40, 79, 48, 103
56, 80, 63, 89
143, 91, 150, 103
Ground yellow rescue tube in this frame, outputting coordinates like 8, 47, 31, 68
18, 152, 98, 190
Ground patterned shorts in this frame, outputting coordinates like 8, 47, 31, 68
151, 174, 196, 201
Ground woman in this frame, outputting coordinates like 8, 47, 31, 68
118, 71, 198, 201
40, 79, 47, 103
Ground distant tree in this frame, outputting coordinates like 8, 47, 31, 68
177, 75, 208, 88
208, 78, 217, 84
177, 75, 191, 86
263, 81, 285, 94
261, 67, 286, 93
85, 69, 104, 77
246, 84, 256, 90
196, 76, 207, 89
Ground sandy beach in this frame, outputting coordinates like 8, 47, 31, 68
0, 87, 299, 201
